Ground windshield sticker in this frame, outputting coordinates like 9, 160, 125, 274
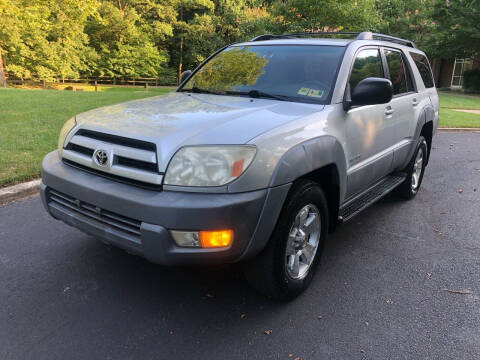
297, 87, 310, 96
307, 89, 324, 98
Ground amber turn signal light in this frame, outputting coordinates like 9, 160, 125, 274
199, 230, 233, 248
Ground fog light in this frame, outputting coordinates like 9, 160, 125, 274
199, 230, 233, 248
170, 230, 233, 248
171, 231, 200, 247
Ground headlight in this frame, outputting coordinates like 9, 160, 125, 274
164, 146, 256, 187
57, 117, 77, 155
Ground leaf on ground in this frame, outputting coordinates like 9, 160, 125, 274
443, 288, 472, 295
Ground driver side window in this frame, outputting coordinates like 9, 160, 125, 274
349, 49, 384, 92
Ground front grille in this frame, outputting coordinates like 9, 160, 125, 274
61, 128, 163, 189
48, 189, 142, 237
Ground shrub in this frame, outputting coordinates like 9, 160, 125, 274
463, 69, 480, 92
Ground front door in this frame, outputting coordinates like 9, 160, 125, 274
344, 47, 394, 199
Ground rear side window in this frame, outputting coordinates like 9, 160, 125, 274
384, 49, 409, 95
349, 49, 384, 91
410, 52, 434, 88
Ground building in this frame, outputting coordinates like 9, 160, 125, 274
431, 56, 480, 88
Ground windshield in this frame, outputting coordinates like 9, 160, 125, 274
180, 45, 345, 104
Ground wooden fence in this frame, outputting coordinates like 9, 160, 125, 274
5, 75, 177, 88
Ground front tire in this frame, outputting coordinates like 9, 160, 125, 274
243, 180, 329, 300
396, 136, 428, 200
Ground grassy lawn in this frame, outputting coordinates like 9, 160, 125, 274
439, 92, 480, 128
0, 86, 174, 187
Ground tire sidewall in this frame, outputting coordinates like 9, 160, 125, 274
410, 137, 428, 196
271, 183, 329, 298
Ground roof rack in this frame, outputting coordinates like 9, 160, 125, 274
250, 31, 416, 48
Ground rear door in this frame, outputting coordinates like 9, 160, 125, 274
381, 47, 419, 169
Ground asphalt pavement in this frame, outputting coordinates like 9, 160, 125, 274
1, 131, 480, 360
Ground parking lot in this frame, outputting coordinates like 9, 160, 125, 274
1, 131, 479, 359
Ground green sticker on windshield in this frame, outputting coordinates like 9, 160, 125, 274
307, 89, 324, 98
297, 87, 310, 96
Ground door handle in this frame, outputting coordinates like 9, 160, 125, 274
385, 107, 395, 116
412, 98, 419, 107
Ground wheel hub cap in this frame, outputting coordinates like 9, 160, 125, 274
412, 148, 424, 190
285, 204, 321, 280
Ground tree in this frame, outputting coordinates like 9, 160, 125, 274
432, 0, 480, 58
85, 0, 172, 79
169, 0, 216, 83
376, 0, 438, 56
272, 0, 380, 33
0, 0, 98, 82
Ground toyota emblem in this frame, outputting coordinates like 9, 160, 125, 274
94, 149, 109, 166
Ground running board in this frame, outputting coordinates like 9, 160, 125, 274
338, 174, 406, 224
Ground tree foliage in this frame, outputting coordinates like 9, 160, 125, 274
186, 46, 268, 91
0, 0, 478, 85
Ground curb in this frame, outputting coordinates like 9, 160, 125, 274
438, 128, 480, 132
0, 179, 41, 206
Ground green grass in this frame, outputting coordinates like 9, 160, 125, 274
0, 87, 174, 187
439, 92, 480, 110
438, 92, 480, 128
439, 108, 480, 128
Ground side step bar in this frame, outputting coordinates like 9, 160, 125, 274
338, 174, 406, 224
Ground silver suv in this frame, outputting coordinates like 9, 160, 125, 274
41, 32, 439, 299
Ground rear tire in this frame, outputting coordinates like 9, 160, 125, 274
396, 136, 428, 200
243, 180, 329, 300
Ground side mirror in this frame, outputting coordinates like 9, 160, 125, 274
344, 77, 393, 111
180, 70, 192, 84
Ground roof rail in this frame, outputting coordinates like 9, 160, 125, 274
357, 31, 416, 48
250, 31, 416, 48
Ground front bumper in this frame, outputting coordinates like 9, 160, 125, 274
41, 151, 290, 265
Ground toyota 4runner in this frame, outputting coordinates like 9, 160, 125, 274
41, 32, 439, 299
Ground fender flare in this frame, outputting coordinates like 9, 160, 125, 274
402, 104, 435, 169
238, 136, 347, 261
269, 135, 347, 203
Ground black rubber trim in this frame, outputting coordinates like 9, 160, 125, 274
62, 159, 163, 191
75, 129, 156, 152
114, 155, 159, 173
65, 143, 94, 157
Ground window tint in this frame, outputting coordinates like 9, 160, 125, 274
349, 49, 384, 91
384, 50, 408, 95
410, 52, 434, 88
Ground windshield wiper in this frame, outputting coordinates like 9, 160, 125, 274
226, 89, 292, 101
180, 86, 220, 95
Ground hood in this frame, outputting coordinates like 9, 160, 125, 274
75, 92, 324, 171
